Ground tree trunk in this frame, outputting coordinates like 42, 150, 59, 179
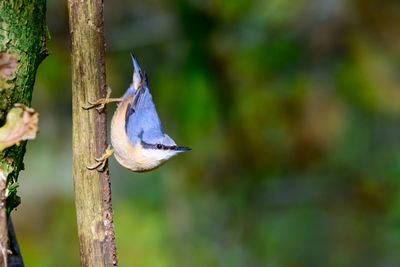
0, 0, 48, 266
67, 0, 118, 266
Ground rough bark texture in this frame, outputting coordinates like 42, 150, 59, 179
0, 0, 48, 266
68, 0, 118, 266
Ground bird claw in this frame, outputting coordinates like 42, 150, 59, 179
87, 145, 114, 171
86, 161, 104, 171
82, 85, 122, 112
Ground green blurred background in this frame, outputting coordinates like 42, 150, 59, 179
11, 0, 400, 266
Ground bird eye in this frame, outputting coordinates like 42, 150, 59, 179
156, 144, 162, 149
171, 146, 176, 150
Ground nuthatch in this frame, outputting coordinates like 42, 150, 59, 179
84, 54, 191, 172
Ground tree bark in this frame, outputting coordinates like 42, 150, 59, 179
0, 0, 48, 266
68, 0, 117, 266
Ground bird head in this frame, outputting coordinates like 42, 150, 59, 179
140, 133, 191, 164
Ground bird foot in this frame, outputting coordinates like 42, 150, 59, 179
87, 145, 114, 171
83, 85, 123, 112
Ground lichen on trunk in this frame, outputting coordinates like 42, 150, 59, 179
0, 0, 48, 265
0, 0, 48, 212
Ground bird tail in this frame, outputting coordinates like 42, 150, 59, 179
130, 53, 147, 91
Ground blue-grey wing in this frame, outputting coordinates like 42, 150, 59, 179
125, 85, 164, 146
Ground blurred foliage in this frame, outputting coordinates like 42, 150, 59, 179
10, 0, 400, 266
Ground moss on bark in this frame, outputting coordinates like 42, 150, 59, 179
0, 0, 48, 213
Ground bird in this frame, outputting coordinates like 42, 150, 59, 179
84, 54, 191, 172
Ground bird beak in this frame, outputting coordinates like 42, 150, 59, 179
176, 146, 192, 152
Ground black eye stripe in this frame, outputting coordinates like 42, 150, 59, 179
141, 141, 177, 150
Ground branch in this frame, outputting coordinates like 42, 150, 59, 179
67, 0, 118, 266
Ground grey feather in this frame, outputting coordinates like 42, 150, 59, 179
125, 84, 164, 147
124, 54, 183, 151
